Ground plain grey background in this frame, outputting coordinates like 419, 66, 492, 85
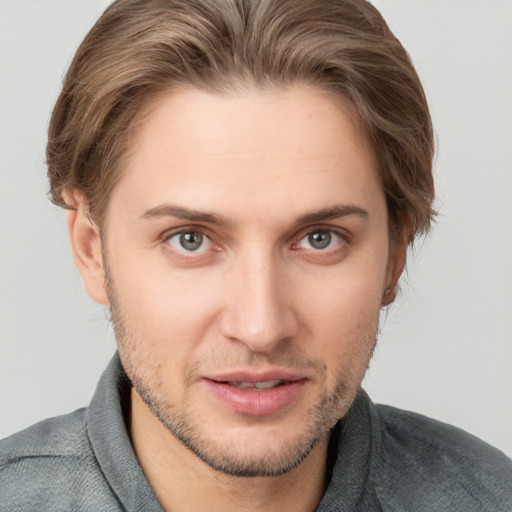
1, 0, 511, 456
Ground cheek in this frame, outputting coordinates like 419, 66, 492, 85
108, 253, 223, 351
110, 272, 223, 395
297, 266, 385, 384
298, 259, 385, 330
139, 285, 219, 337
317, 295, 380, 362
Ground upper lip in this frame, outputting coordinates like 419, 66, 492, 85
203, 369, 308, 383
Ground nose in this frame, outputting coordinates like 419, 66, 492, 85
219, 251, 299, 353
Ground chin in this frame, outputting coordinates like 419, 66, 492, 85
133, 375, 352, 478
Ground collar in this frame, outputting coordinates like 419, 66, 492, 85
317, 389, 379, 510
87, 353, 164, 512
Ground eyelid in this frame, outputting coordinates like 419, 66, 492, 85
167, 231, 212, 252
161, 224, 213, 242
292, 224, 351, 245
161, 225, 222, 257
159, 223, 351, 258
287, 227, 351, 266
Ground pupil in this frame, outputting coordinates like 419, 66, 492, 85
309, 231, 331, 249
180, 232, 202, 251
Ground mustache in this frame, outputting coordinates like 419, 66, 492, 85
184, 345, 328, 383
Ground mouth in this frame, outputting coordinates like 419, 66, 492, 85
225, 379, 287, 390
202, 373, 308, 416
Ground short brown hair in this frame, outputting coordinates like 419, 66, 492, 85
47, 0, 435, 245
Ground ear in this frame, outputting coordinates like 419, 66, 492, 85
382, 228, 409, 307
63, 189, 109, 305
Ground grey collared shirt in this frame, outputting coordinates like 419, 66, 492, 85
1, 354, 511, 511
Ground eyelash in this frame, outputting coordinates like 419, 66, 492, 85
292, 228, 348, 252
161, 225, 350, 260
162, 227, 220, 262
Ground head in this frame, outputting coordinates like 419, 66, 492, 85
49, 0, 435, 477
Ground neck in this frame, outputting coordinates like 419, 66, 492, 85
129, 389, 329, 512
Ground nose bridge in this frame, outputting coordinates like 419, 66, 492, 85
220, 245, 297, 352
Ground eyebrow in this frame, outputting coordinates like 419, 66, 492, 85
293, 204, 369, 227
140, 204, 232, 227
139, 203, 368, 227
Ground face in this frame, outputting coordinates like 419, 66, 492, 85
99, 86, 395, 477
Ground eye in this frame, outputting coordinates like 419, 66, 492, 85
297, 229, 343, 250
166, 231, 212, 252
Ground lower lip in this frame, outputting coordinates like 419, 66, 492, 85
203, 379, 307, 416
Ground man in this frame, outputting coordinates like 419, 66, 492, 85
1, 0, 511, 510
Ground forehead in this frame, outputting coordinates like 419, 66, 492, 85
109, 86, 383, 224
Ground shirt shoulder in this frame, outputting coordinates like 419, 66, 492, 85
0, 409, 122, 511
1, 408, 89, 460
373, 404, 512, 512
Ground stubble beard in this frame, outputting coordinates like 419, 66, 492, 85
105, 267, 378, 478
127, 360, 355, 478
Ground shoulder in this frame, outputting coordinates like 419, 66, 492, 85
372, 404, 512, 511
0, 408, 89, 459
0, 409, 121, 511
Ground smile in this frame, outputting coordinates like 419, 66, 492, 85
203, 376, 307, 416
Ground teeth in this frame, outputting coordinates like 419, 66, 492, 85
254, 380, 284, 389
228, 380, 285, 390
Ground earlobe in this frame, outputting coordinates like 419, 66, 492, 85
382, 285, 396, 306
63, 190, 109, 305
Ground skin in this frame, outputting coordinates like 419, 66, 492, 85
66, 86, 405, 512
